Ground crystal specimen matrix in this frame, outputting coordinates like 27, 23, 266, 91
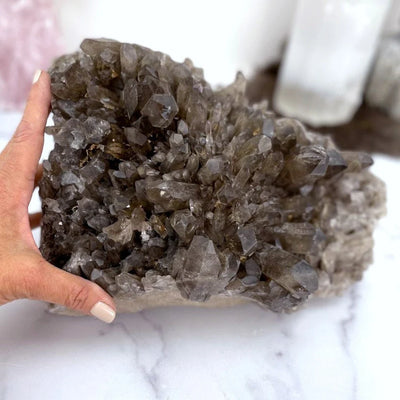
40, 39, 385, 314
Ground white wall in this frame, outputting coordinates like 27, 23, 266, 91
53, 0, 295, 86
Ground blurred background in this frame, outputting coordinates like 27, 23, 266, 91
2, 0, 400, 156
1, 2, 400, 400
0, 0, 295, 109
0, 0, 398, 121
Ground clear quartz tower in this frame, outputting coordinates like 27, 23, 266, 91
274, 0, 391, 127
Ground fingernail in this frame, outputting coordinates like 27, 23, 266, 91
90, 301, 116, 323
32, 70, 42, 84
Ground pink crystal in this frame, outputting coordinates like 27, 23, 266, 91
0, 0, 63, 110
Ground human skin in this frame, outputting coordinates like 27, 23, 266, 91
0, 71, 116, 323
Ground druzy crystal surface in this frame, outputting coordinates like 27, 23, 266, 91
40, 39, 385, 313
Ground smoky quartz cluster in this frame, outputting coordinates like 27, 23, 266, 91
40, 39, 385, 313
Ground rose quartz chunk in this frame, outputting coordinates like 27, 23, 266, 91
0, 0, 63, 110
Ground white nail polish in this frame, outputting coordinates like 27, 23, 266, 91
32, 69, 42, 84
90, 301, 116, 323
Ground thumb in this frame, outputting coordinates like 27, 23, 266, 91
0, 71, 50, 208
29, 258, 116, 323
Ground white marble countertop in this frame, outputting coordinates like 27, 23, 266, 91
0, 112, 399, 400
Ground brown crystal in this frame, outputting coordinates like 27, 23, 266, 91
40, 39, 386, 314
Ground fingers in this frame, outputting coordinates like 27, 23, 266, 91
0, 71, 51, 207
29, 259, 116, 323
29, 212, 42, 229
3, 251, 117, 323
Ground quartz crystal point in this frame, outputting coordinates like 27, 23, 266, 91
274, 0, 391, 127
40, 39, 386, 315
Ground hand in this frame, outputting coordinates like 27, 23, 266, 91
0, 71, 116, 323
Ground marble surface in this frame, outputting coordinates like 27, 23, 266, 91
0, 112, 399, 400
